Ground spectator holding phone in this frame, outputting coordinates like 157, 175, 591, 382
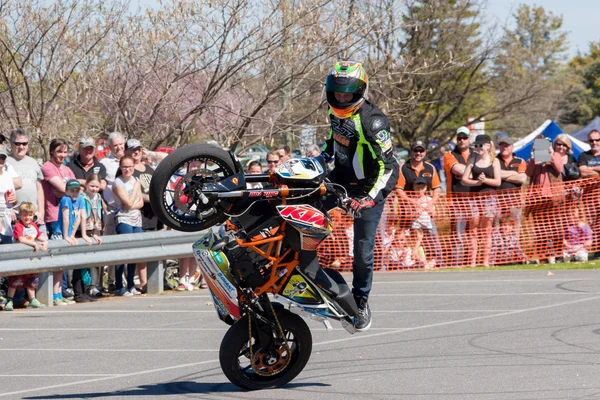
526, 135, 565, 264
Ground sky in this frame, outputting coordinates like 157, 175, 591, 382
132, 0, 598, 58
485, 0, 598, 57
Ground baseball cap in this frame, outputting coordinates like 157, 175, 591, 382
0, 144, 7, 156
456, 126, 471, 137
414, 177, 428, 186
497, 137, 514, 145
126, 138, 142, 150
66, 179, 81, 190
474, 134, 492, 145
411, 140, 426, 151
79, 137, 95, 148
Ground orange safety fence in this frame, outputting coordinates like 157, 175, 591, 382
317, 176, 600, 271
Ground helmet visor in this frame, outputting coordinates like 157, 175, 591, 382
325, 75, 366, 94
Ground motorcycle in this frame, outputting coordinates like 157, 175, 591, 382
149, 143, 360, 390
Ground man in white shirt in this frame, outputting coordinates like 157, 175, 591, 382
7, 128, 43, 227
100, 132, 126, 231
99, 132, 126, 292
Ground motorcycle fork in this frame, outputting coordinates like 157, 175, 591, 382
244, 296, 283, 354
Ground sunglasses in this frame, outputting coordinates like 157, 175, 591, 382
589, 138, 600, 143
12, 142, 28, 146
473, 143, 485, 148
0, 155, 6, 161
412, 149, 425, 154
267, 160, 279, 164
457, 136, 469, 141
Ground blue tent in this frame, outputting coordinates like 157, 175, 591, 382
570, 116, 600, 141
512, 120, 590, 161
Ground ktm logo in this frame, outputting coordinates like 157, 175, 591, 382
278, 205, 326, 227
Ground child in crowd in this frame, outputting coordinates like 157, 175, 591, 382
81, 174, 104, 297
51, 179, 92, 304
563, 209, 593, 262
246, 160, 263, 189
409, 178, 436, 269
5, 202, 48, 310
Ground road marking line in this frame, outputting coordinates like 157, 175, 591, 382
0, 374, 117, 377
0, 348, 218, 352
0, 328, 227, 331
5, 310, 218, 314
0, 359, 220, 398
370, 293, 595, 296
313, 295, 600, 346
373, 279, 591, 284
4, 295, 599, 397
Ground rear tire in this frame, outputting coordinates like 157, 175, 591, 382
149, 144, 237, 232
219, 312, 312, 390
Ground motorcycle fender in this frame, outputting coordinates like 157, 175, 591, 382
193, 233, 240, 320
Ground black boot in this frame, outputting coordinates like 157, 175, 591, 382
354, 297, 372, 332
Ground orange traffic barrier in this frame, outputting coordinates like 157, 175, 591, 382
318, 177, 600, 270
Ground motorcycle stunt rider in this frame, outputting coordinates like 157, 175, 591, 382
320, 61, 399, 331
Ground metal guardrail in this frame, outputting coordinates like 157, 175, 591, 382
0, 229, 206, 306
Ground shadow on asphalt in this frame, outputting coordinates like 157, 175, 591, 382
23, 380, 331, 398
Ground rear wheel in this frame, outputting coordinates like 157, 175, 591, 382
219, 312, 312, 390
149, 144, 237, 232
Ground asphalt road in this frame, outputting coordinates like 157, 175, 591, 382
2, 270, 600, 399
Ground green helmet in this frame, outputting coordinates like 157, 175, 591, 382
325, 61, 369, 119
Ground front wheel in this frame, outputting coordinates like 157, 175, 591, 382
149, 143, 238, 232
219, 312, 312, 390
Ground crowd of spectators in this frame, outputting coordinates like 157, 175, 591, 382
0, 130, 202, 310
388, 127, 600, 268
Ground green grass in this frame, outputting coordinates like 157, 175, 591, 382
435, 260, 600, 271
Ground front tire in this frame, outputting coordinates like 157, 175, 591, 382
219, 312, 312, 390
149, 143, 237, 232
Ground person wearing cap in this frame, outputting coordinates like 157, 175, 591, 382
443, 126, 475, 266
7, 128, 43, 226
67, 137, 107, 190
0, 144, 17, 244
397, 140, 442, 203
497, 135, 527, 246
53, 179, 98, 303
461, 134, 502, 267
498, 136, 527, 190
396, 140, 443, 265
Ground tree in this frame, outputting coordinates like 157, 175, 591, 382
491, 4, 570, 135
353, 0, 494, 148
0, 0, 126, 158
562, 42, 600, 126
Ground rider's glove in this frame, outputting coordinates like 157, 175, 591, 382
348, 196, 375, 219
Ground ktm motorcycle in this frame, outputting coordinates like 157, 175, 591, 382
149, 143, 360, 390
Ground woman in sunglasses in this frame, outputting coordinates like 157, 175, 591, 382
461, 135, 501, 267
